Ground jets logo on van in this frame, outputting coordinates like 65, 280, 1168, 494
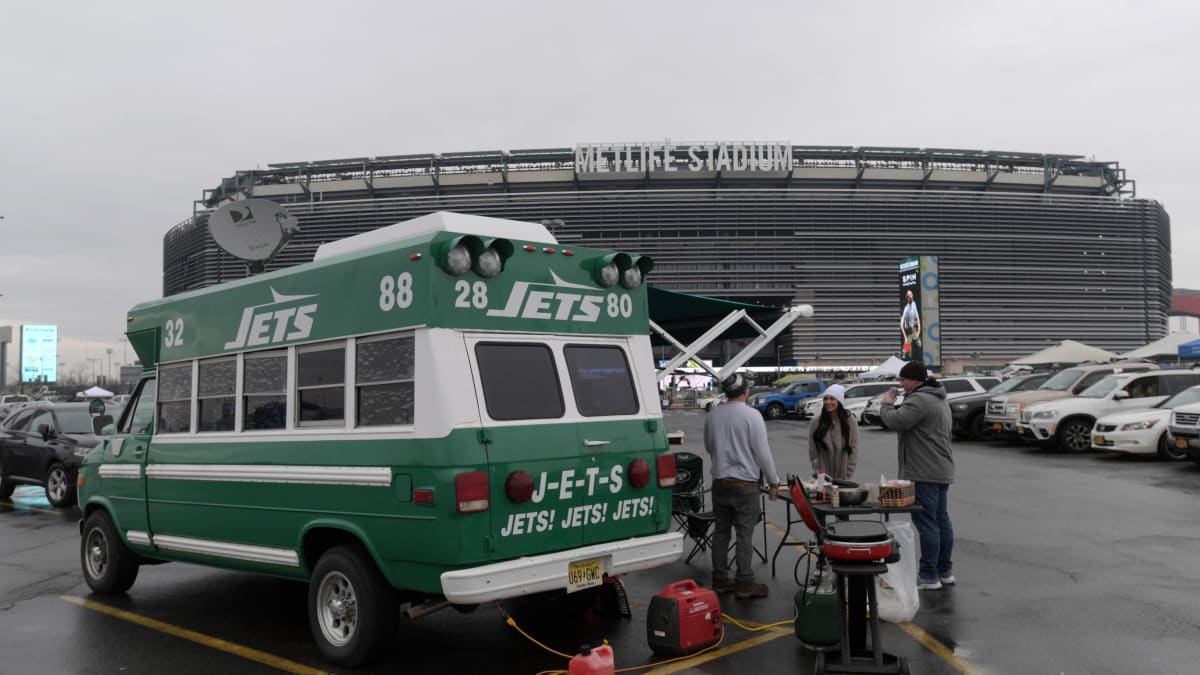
224, 288, 319, 350
486, 271, 631, 322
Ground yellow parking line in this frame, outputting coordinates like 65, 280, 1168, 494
60, 595, 328, 675
897, 621, 983, 675
645, 626, 792, 674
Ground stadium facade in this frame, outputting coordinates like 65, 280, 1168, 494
163, 143, 1171, 370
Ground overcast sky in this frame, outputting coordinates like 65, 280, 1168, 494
2, 0, 1197, 383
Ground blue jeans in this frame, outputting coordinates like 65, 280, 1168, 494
912, 482, 953, 581
711, 483, 761, 582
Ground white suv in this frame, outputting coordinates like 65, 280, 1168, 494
1020, 370, 1200, 452
797, 381, 897, 422
863, 376, 1000, 426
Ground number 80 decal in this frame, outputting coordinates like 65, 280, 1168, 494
379, 273, 414, 311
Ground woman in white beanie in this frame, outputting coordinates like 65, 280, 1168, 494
807, 384, 860, 480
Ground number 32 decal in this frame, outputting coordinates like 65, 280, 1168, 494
164, 317, 184, 347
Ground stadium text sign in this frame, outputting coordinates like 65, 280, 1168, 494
575, 141, 793, 173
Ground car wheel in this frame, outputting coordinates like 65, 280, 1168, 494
1057, 419, 1093, 453
309, 545, 396, 668
0, 458, 15, 499
765, 402, 786, 419
81, 510, 140, 594
968, 413, 995, 441
1157, 432, 1187, 461
45, 462, 77, 507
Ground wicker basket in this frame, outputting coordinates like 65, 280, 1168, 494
879, 481, 915, 507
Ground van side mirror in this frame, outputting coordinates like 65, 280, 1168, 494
92, 415, 114, 435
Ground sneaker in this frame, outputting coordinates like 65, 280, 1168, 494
712, 577, 736, 593
735, 581, 769, 599
917, 578, 943, 590
939, 574, 956, 585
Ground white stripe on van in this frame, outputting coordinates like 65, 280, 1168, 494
151, 534, 300, 567
144, 464, 393, 487
99, 464, 143, 479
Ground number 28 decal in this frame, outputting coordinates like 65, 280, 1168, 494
163, 317, 184, 347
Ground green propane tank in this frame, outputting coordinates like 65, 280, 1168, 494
793, 584, 840, 649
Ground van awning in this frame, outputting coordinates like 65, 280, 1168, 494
647, 286, 784, 344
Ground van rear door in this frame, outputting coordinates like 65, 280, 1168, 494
468, 336, 585, 560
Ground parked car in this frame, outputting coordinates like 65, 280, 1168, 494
985, 363, 1156, 438
697, 393, 726, 411
0, 394, 31, 418
1093, 384, 1200, 460
798, 381, 898, 422
1018, 370, 1200, 452
950, 372, 1052, 441
0, 402, 107, 507
747, 380, 826, 419
862, 376, 1000, 426
1167, 398, 1200, 465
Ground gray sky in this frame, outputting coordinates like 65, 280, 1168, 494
2, 0, 1197, 381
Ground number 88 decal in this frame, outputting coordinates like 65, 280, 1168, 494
379, 272, 414, 311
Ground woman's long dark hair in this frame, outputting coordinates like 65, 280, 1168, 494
815, 401, 852, 454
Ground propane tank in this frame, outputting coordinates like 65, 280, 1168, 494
568, 643, 614, 675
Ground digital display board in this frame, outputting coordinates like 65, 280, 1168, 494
20, 324, 58, 383
897, 257, 941, 368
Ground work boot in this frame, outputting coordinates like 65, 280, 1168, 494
711, 576, 736, 593
735, 581, 769, 599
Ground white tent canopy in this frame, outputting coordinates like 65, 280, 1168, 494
1009, 340, 1117, 366
1119, 332, 1200, 360
860, 355, 907, 380
76, 385, 114, 399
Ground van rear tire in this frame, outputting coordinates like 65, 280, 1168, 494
81, 510, 140, 594
308, 546, 396, 668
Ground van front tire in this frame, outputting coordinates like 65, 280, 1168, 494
309, 546, 396, 668
81, 511, 140, 594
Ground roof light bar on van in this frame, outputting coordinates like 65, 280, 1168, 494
455, 471, 490, 513
474, 238, 514, 278
593, 253, 630, 288
620, 255, 654, 290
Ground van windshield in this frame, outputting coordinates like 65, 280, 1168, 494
1040, 369, 1084, 391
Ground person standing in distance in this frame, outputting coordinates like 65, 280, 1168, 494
878, 361, 955, 590
808, 384, 860, 481
703, 373, 783, 599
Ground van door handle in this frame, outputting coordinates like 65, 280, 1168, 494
583, 439, 610, 447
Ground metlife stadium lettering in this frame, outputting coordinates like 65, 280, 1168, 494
575, 141, 793, 173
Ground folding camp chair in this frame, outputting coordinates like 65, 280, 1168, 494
671, 452, 716, 563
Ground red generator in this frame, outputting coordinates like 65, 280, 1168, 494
646, 580, 723, 656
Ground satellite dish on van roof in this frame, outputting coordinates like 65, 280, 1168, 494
208, 199, 300, 271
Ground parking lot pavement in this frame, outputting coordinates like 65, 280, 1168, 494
4, 412, 1200, 674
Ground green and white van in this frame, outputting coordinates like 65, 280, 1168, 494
77, 212, 682, 667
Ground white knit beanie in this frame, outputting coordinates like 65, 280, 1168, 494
825, 384, 846, 406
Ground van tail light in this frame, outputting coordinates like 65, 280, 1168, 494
628, 459, 650, 489
656, 453, 676, 488
455, 471, 490, 513
505, 471, 534, 503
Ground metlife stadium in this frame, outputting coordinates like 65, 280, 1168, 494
164, 142, 1171, 369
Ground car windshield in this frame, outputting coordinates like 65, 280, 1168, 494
1079, 376, 1124, 398
989, 374, 1050, 394
1040, 369, 1085, 391
55, 408, 95, 434
1159, 387, 1200, 409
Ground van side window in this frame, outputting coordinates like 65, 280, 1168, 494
121, 380, 157, 435
197, 357, 236, 432
356, 334, 415, 426
158, 363, 193, 433
476, 343, 564, 421
244, 351, 287, 431
564, 345, 638, 416
297, 343, 345, 425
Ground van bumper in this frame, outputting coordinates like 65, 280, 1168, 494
440, 531, 684, 604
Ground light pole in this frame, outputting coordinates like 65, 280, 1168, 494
970, 351, 982, 373
106, 348, 113, 384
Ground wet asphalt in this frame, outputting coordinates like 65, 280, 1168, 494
2, 409, 1200, 674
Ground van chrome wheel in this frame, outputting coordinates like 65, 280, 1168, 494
315, 570, 358, 647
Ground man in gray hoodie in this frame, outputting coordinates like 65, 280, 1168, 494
879, 360, 955, 590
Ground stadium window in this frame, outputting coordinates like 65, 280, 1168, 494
197, 357, 236, 432
244, 350, 287, 431
356, 333, 415, 426
157, 362, 193, 434
297, 342, 346, 425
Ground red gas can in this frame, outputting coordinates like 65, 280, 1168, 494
646, 580, 722, 656
568, 644, 614, 675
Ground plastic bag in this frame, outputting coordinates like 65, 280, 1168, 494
876, 521, 919, 622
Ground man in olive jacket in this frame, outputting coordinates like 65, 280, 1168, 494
879, 360, 955, 590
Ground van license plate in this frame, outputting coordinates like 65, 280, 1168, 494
1177, 438, 1189, 449
567, 558, 604, 593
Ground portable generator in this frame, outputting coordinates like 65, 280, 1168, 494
646, 580, 722, 656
